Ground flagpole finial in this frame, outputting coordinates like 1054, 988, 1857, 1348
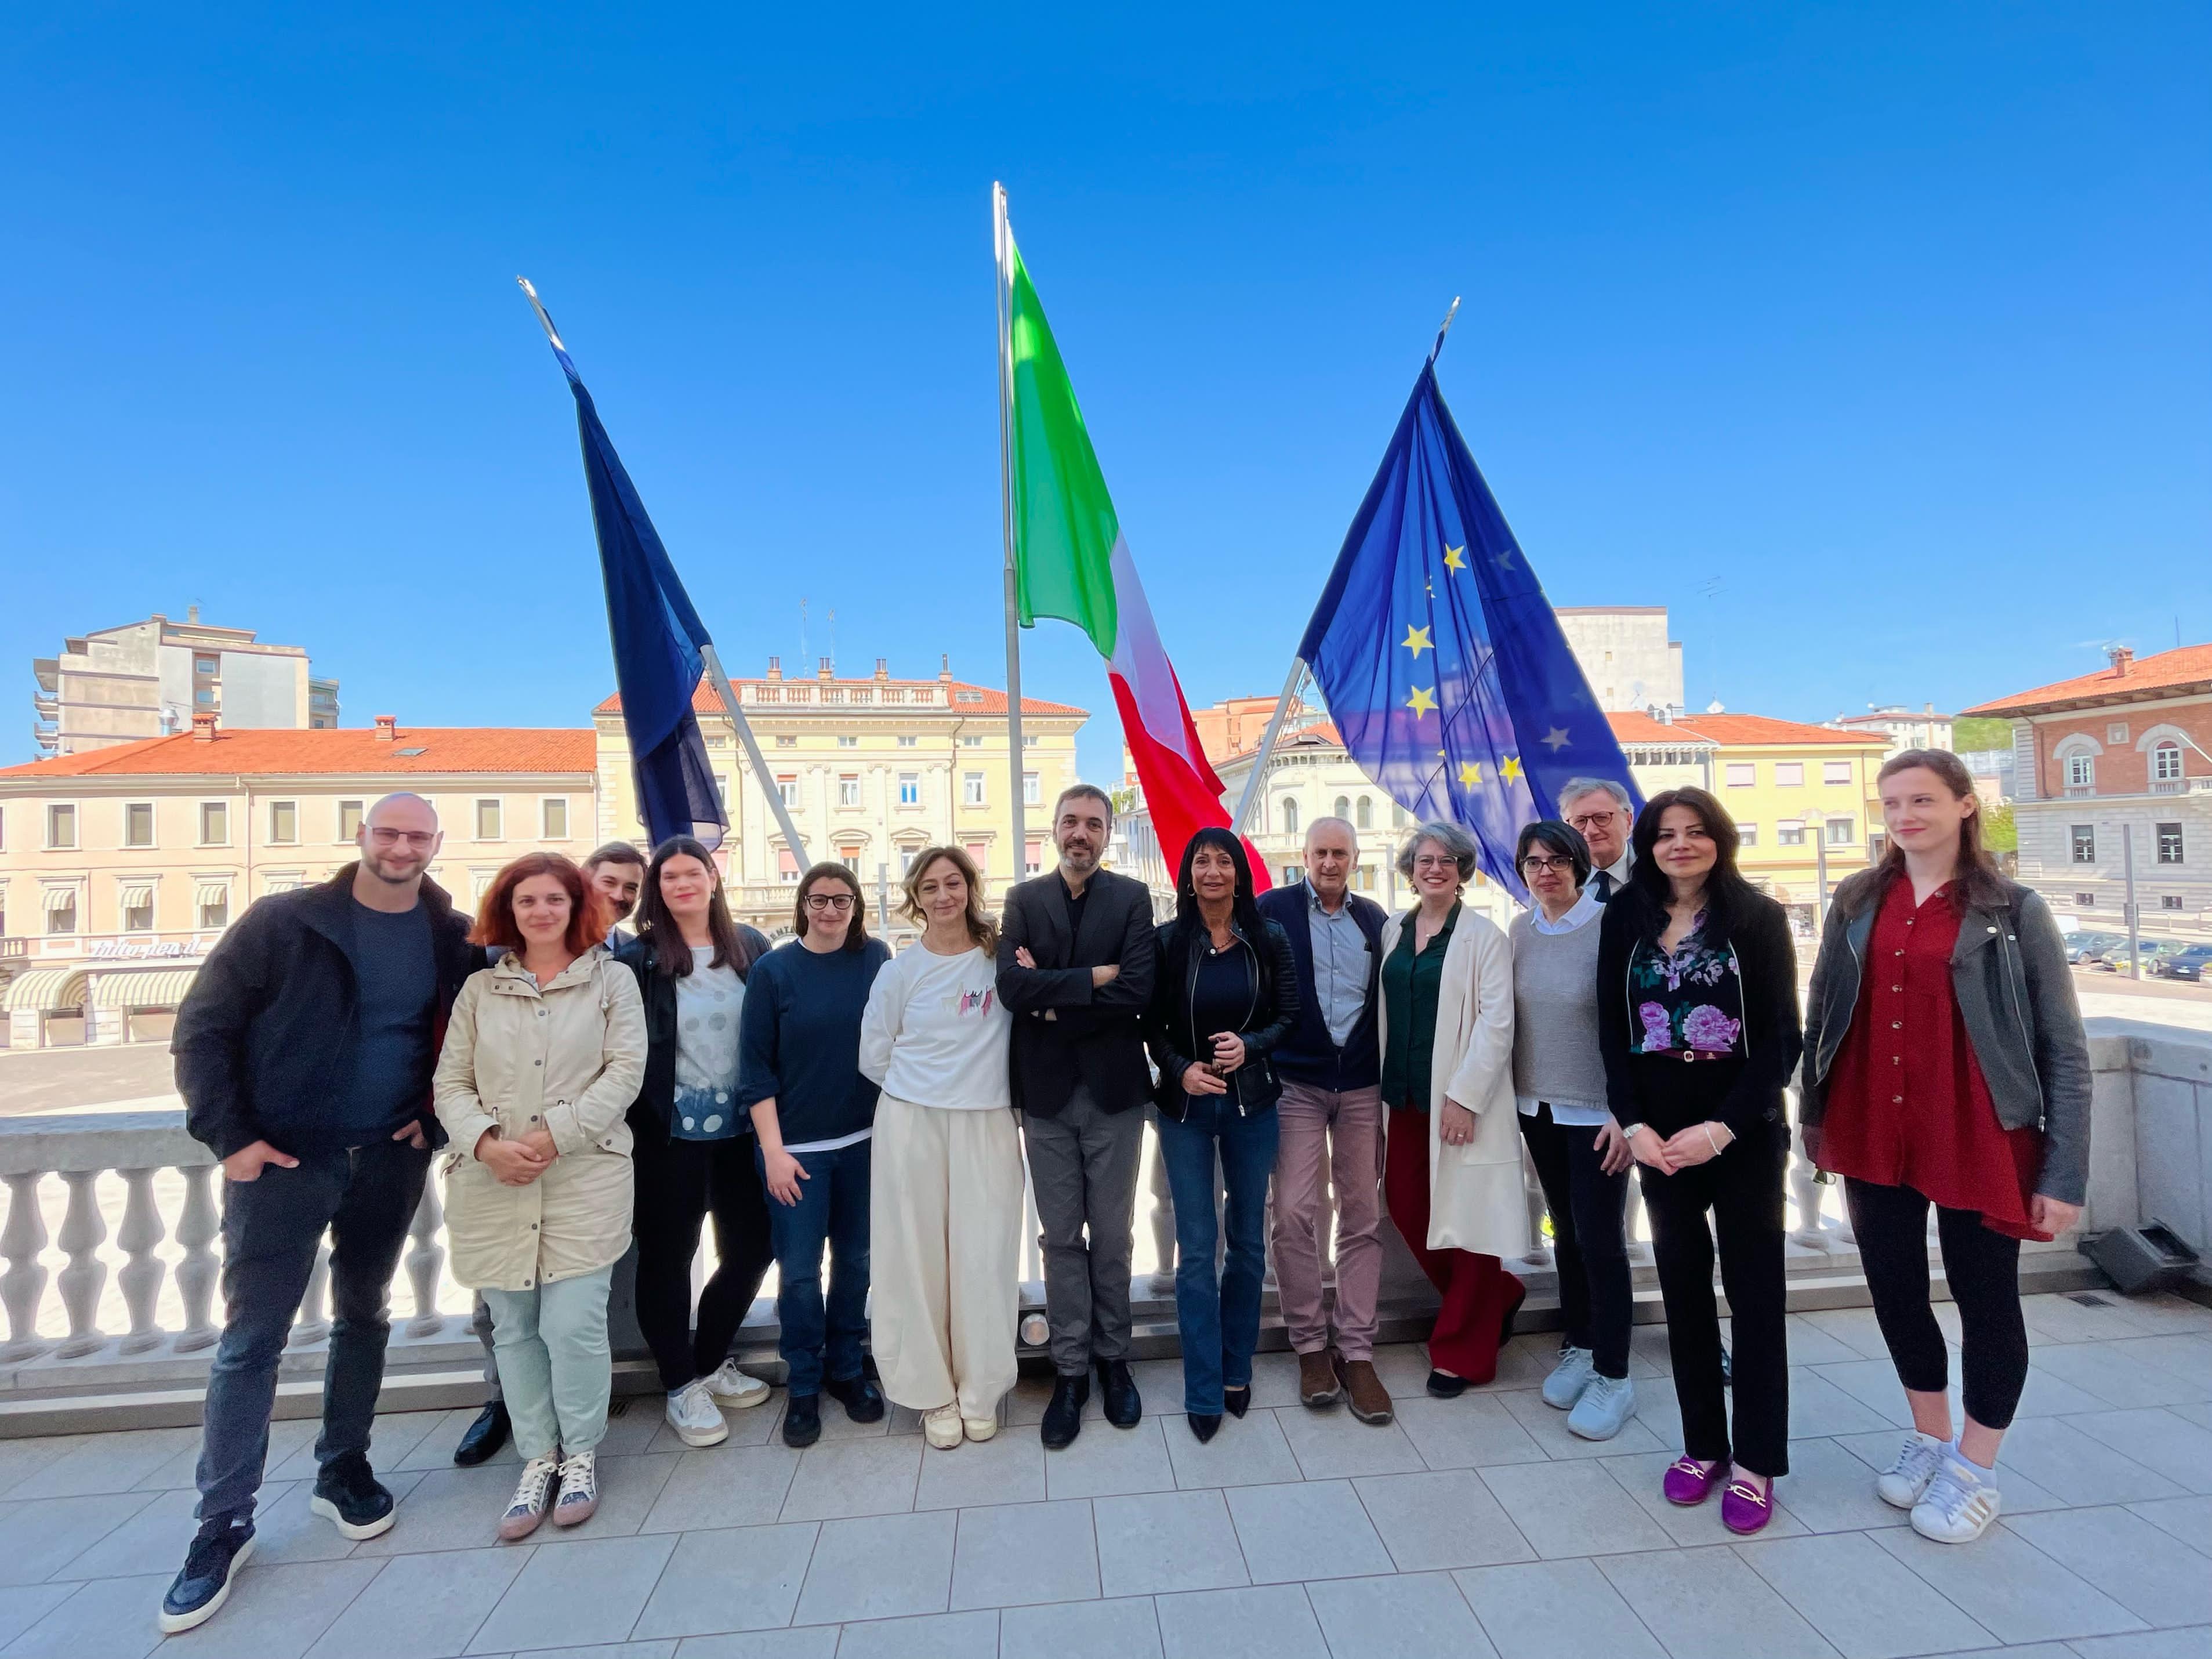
1428, 295, 1462, 365
516, 275, 565, 352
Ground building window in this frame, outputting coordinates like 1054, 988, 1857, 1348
778, 847, 800, 884
2152, 742, 2182, 783
839, 846, 862, 873
715, 776, 730, 807
1281, 798, 1300, 836
777, 777, 799, 808
198, 886, 230, 929
2066, 754, 2094, 789
961, 736, 984, 748
838, 736, 859, 749
2157, 822, 2184, 865
900, 845, 923, 875
1775, 762, 1804, 787
474, 799, 502, 841
1281, 864, 1304, 886
124, 802, 155, 848
269, 800, 298, 845
2070, 824, 2096, 864
542, 798, 569, 839
1356, 796, 1373, 829
199, 802, 229, 846
835, 776, 860, 807
775, 735, 797, 748
1024, 839, 1042, 876
1826, 817, 1854, 845
194, 687, 216, 706
1024, 735, 1040, 747
963, 772, 985, 807
47, 803, 77, 849
1725, 763, 1755, 787
122, 887, 155, 932
1777, 822, 1806, 846
2162, 894, 2184, 910
338, 800, 364, 841
898, 773, 920, 806
1394, 805, 1408, 828
46, 891, 78, 935
2074, 892, 2095, 907
1739, 824, 1759, 846
898, 736, 919, 748
1022, 771, 1040, 806
1333, 795, 1351, 820
1823, 761, 1853, 784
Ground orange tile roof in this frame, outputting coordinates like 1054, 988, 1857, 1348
1605, 712, 1717, 745
1961, 644, 2212, 717
1670, 713, 1876, 748
0, 727, 596, 780
1222, 720, 1343, 759
593, 680, 1087, 720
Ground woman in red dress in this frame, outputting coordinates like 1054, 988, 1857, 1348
1801, 749, 2090, 1545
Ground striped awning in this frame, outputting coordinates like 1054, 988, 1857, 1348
43, 888, 78, 915
2, 969, 88, 1013
118, 882, 155, 908
194, 882, 229, 907
89, 966, 200, 1010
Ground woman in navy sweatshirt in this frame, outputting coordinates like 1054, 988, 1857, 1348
738, 862, 891, 1448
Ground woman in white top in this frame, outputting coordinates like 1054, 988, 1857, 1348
857, 845, 1020, 1448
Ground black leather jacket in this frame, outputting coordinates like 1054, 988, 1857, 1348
1144, 914, 1300, 1120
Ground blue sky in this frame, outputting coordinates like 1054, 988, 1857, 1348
5, 4, 2206, 778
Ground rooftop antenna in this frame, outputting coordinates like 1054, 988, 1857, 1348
829, 608, 837, 676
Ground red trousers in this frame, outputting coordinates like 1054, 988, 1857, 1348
1384, 1107, 1522, 1383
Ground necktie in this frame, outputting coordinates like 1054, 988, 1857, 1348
1593, 870, 1615, 903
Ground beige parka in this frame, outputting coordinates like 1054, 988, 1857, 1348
433, 947, 647, 1292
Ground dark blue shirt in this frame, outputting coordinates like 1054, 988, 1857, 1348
735, 938, 891, 1147
336, 899, 436, 1142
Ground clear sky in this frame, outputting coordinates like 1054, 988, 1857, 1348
5, 4, 2206, 778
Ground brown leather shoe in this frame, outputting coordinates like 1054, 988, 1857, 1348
1334, 1352, 1394, 1425
1298, 1349, 1343, 1408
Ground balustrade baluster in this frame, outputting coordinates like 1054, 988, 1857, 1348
0, 1172, 49, 1363
289, 1236, 333, 1346
115, 1167, 168, 1353
173, 1163, 221, 1352
1520, 1157, 1552, 1269
1145, 1138, 1177, 1296
1626, 1183, 1654, 1266
54, 1168, 110, 1359
404, 1174, 447, 1337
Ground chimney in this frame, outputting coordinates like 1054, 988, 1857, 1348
818, 656, 833, 680
874, 657, 889, 681
939, 653, 953, 683
373, 714, 398, 741
1924, 701, 1934, 713
766, 655, 782, 681
2108, 646, 2135, 676
191, 712, 217, 742
187, 603, 201, 624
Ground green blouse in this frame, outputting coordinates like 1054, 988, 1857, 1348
1380, 901, 1459, 1113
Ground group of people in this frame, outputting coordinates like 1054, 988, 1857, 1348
155, 753, 2091, 1634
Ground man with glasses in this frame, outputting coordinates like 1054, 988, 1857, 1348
999, 784, 1159, 1448
1560, 777, 1636, 901
162, 793, 483, 1634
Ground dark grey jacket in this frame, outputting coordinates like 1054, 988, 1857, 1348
1798, 874, 2091, 1204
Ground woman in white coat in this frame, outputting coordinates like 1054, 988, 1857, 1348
434, 853, 646, 1541
1376, 821, 1528, 1393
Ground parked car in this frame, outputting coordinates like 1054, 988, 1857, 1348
2100, 937, 2185, 974
2064, 931, 2126, 966
2152, 944, 2212, 983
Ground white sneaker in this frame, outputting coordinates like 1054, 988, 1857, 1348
552, 1450, 599, 1527
702, 1360, 771, 1410
1541, 1345, 1597, 1410
665, 1379, 731, 1448
1876, 1432, 1948, 1509
923, 1404, 963, 1450
1910, 1458, 2001, 1544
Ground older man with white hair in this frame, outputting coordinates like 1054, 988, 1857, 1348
1559, 777, 1635, 900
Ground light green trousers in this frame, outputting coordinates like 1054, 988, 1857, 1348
481, 1265, 615, 1461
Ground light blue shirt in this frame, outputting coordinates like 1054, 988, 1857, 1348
1308, 886, 1371, 1049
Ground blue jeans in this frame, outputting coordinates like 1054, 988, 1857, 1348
758, 1138, 872, 1396
195, 1139, 430, 1527
1157, 1098, 1279, 1415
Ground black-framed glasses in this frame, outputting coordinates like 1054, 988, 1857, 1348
1520, 855, 1576, 875
805, 893, 857, 912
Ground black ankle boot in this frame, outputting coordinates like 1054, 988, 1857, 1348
1040, 1372, 1090, 1450
1096, 1359, 1141, 1428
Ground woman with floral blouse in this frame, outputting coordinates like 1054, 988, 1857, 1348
1596, 788, 1801, 1535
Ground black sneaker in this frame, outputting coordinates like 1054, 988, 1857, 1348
310, 1451, 397, 1540
159, 1522, 255, 1634
784, 1392, 823, 1448
823, 1371, 886, 1424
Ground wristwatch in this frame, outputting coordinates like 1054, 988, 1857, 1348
1619, 1122, 1649, 1140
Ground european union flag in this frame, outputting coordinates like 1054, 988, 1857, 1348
1297, 358, 1640, 901
524, 281, 728, 853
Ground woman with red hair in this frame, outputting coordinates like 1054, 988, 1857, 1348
434, 853, 646, 1540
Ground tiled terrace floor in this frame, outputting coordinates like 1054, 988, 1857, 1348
0, 1291, 2206, 1659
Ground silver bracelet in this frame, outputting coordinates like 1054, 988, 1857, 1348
1704, 1123, 1725, 1156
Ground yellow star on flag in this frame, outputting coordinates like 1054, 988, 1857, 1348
1500, 754, 1524, 783
1442, 545, 1467, 572
1457, 761, 1482, 787
1401, 624, 1433, 660
1405, 684, 1438, 717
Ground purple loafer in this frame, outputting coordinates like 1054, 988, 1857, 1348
1662, 1455, 1725, 1506
1721, 1476, 1775, 1534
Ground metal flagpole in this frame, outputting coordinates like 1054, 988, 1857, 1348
1228, 655, 1307, 835
516, 278, 812, 870
995, 182, 1028, 886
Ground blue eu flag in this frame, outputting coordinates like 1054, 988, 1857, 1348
1297, 360, 1639, 901
528, 285, 728, 853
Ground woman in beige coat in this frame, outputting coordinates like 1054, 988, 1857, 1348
1376, 821, 1529, 1393
434, 853, 646, 1541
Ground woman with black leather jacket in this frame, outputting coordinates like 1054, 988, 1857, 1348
1144, 827, 1299, 1443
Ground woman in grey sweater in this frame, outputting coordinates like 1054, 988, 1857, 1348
1508, 820, 1638, 1441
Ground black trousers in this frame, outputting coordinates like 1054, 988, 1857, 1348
1518, 1106, 1633, 1379
632, 1131, 774, 1392
1844, 1177, 2029, 1431
1639, 1127, 1790, 1476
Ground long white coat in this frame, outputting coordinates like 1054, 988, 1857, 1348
1377, 903, 1531, 1259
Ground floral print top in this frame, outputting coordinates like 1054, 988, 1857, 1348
1627, 917, 1747, 1057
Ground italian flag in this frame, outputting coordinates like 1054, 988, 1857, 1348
1005, 230, 1268, 889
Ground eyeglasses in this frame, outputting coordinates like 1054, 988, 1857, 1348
1519, 856, 1575, 875
1412, 854, 1460, 872
804, 893, 857, 912
368, 828, 436, 849
1565, 812, 1621, 832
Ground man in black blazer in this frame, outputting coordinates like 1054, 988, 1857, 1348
998, 783, 1158, 1448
